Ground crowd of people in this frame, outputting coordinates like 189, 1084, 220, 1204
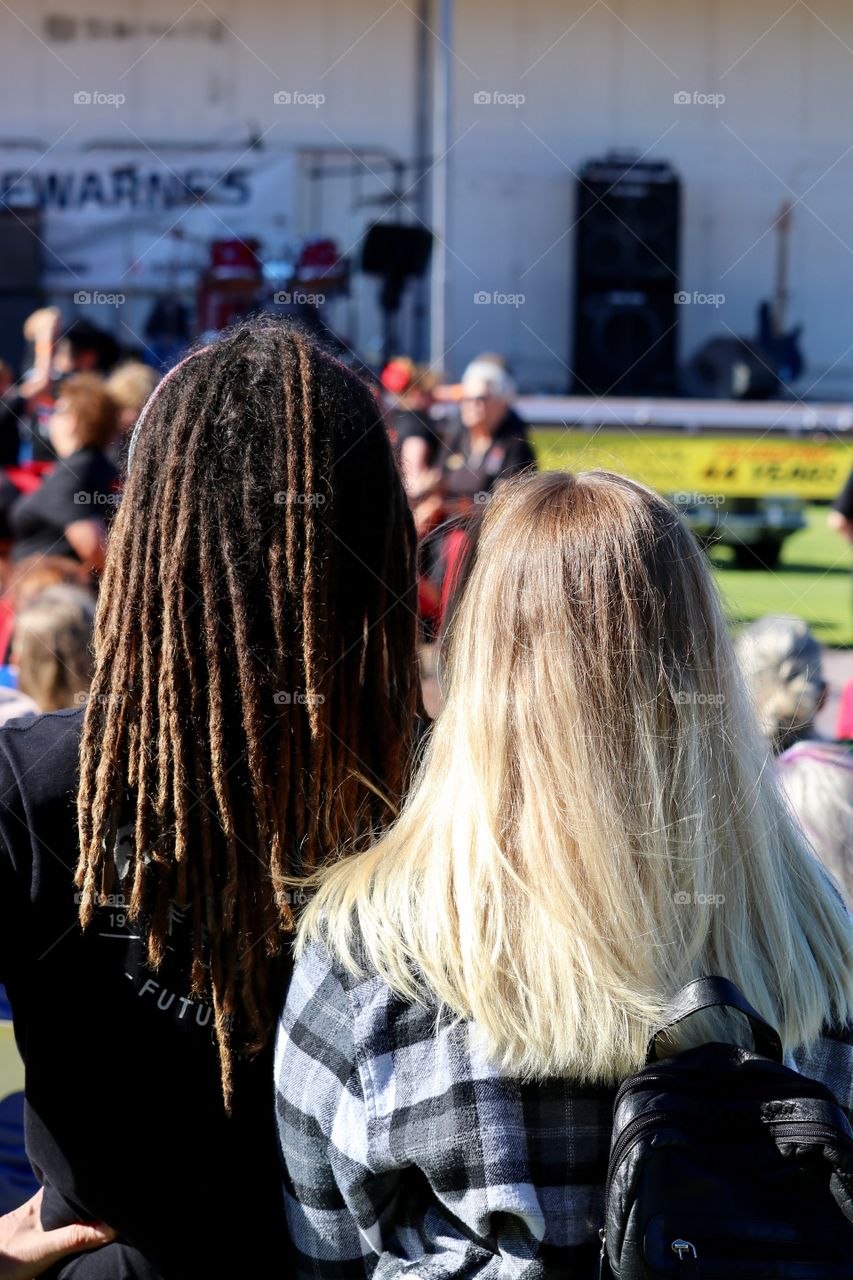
381, 351, 537, 631
0, 313, 849, 1276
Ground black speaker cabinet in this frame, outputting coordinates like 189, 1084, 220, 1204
572, 157, 680, 394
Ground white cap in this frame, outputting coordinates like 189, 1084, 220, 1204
461, 358, 516, 401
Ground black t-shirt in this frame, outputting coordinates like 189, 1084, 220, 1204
0, 391, 22, 468
389, 409, 443, 469
442, 407, 537, 499
0, 710, 291, 1278
8, 448, 118, 564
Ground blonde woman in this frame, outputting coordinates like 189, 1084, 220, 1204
276, 471, 853, 1278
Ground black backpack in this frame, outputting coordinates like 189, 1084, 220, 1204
599, 976, 853, 1277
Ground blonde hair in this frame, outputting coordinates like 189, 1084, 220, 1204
300, 471, 853, 1082
14, 585, 95, 712
57, 373, 120, 450
105, 360, 160, 413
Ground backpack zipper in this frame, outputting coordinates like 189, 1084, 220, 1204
767, 1120, 851, 1145
602, 1116, 851, 1245
604, 1111, 681, 1201
613, 1070, 832, 1108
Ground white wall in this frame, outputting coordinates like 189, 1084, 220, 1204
2, 0, 853, 394
445, 0, 853, 394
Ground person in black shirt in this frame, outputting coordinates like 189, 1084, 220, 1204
442, 355, 536, 504
0, 318, 419, 1278
9, 375, 118, 572
380, 357, 443, 496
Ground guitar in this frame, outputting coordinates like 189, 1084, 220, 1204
755, 199, 804, 383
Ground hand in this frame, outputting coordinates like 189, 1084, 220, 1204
22, 308, 61, 346
412, 492, 446, 539
0, 1189, 115, 1279
827, 510, 853, 543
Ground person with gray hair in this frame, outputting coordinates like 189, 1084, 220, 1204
777, 740, 853, 908
734, 613, 827, 755
441, 353, 536, 505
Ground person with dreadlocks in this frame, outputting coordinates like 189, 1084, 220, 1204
0, 316, 419, 1277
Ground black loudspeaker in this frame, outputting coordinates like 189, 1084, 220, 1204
572, 157, 680, 394
362, 222, 433, 362
574, 289, 678, 396
362, 223, 433, 280
0, 207, 42, 292
0, 294, 42, 371
0, 208, 43, 370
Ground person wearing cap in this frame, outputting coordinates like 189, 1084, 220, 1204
442, 356, 536, 505
380, 357, 443, 499
735, 614, 827, 755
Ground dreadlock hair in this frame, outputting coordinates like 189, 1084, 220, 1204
75, 316, 419, 1105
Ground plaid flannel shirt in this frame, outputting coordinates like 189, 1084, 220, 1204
275, 940, 853, 1279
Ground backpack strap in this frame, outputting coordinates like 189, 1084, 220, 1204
646, 975, 784, 1063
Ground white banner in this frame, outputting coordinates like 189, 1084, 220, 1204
0, 148, 298, 290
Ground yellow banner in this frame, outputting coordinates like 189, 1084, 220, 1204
531, 431, 853, 500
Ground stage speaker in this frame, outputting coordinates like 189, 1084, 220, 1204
572, 157, 680, 394
573, 288, 678, 396
362, 223, 432, 280
0, 208, 43, 370
0, 207, 42, 292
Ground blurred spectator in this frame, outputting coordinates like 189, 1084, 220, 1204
829, 466, 853, 543
381, 357, 442, 496
0, 556, 95, 684
411, 355, 537, 636
143, 296, 192, 370
0, 688, 38, 727
0, 362, 20, 468
442, 355, 536, 504
0, 982, 38, 1218
778, 740, 853, 907
53, 320, 119, 380
8, 374, 119, 572
836, 681, 853, 739
735, 614, 826, 755
6, 555, 94, 614
19, 311, 120, 462
105, 361, 160, 467
12, 585, 95, 713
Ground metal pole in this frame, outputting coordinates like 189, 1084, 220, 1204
430, 0, 452, 369
411, 0, 431, 362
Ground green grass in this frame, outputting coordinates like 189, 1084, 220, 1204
709, 506, 853, 647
